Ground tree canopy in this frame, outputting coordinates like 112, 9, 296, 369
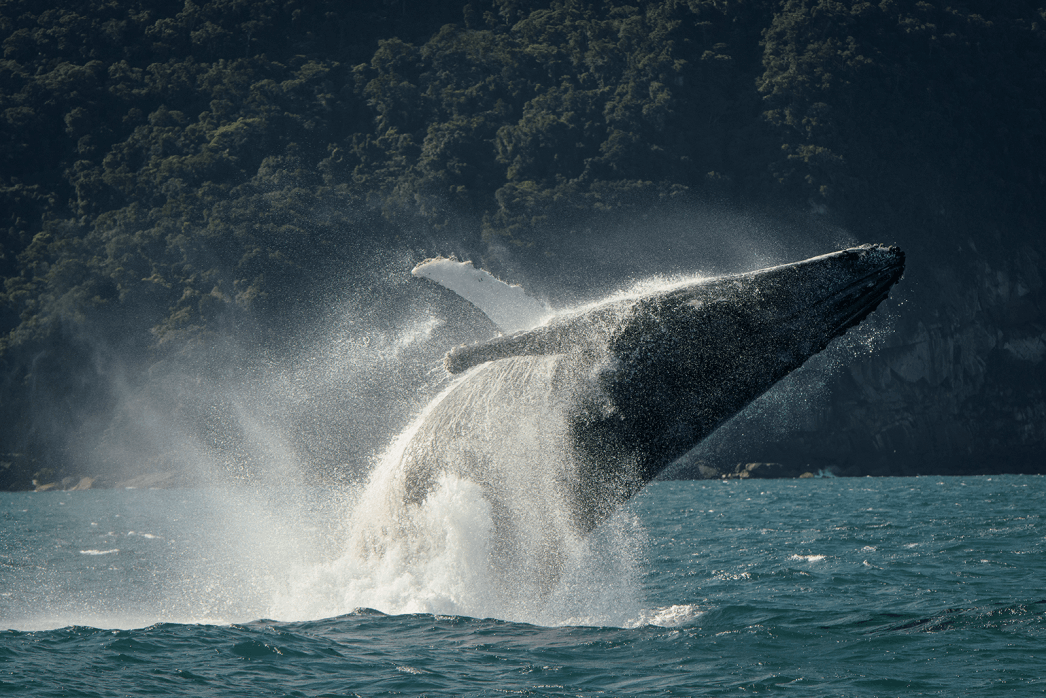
1, 0, 1044, 487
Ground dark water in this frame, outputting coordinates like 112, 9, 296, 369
2, 476, 1044, 696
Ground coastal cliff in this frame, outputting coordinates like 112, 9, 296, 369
1, 1, 1043, 488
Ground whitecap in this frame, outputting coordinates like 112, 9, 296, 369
788, 554, 826, 562
629, 604, 705, 627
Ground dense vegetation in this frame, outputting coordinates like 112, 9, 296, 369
2, 0, 1044, 488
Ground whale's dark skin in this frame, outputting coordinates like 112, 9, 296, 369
398, 244, 905, 541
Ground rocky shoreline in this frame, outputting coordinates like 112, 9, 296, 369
670, 462, 837, 481
13, 460, 1040, 493
10, 463, 815, 492
1, 460, 203, 492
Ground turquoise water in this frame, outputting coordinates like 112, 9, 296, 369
2, 476, 1044, 696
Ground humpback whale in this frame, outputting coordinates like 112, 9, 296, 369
386, 244, 904, 571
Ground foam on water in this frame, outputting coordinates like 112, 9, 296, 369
628, 603, 706, 628
270, 474, 499, 619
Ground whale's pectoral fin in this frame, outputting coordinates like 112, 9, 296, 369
441, 299, 630, 374
443, 318, 596, 373
412, 257, 551, 334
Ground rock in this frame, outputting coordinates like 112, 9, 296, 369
734, 462, 810, 479
696, 463, 722, 479
658, 459, 725, 480
69, 477, 95, 490
112, 470, 198, 489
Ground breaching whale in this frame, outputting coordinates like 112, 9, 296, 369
391, 244, 904, 563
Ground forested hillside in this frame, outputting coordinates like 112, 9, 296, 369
2, 0, 1045, 489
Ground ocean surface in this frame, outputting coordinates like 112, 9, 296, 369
2, 475, 1044, 696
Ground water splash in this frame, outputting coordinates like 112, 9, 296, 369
16, 245, 904, 632
264, 375, 650, 627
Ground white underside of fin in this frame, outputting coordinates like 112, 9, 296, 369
411, 257, 550, 334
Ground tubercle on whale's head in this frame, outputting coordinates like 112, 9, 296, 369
605, 243, 904, 357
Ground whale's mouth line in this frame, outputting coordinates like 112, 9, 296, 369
788, 258, 905, 332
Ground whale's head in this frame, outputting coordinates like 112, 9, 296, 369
566, 244, 905, 528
